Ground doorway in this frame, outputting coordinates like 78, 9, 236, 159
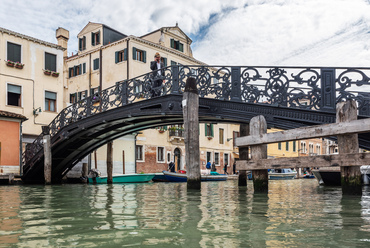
174, 148, 181, 171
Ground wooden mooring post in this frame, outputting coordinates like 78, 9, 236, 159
183, 77, 201, 189
337, 100, 362, 195
107, 141, 113, 184
236, 100, 370, 195
42, 126, 52, 185
238, 124, 249, 186
250, 116, 268, 193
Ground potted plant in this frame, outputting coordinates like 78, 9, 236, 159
15, 62, 24, 69
51, 71, 59, 77
44, 70, 51, 75
6, 60, 15, 67
207, 136, 213, 140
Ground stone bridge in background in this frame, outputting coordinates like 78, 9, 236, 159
22, 65, 370, 183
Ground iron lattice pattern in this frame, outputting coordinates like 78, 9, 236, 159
23, 66, 370, 168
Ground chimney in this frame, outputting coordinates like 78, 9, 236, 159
56, 27, 69, 57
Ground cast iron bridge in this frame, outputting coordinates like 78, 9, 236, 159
22, 65, 370, 183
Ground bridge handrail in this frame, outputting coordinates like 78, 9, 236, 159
23, 65, 370, 171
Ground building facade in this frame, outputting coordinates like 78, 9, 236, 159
0, 27, 66, 175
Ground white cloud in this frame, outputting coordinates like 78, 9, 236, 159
1, 0, 370, 66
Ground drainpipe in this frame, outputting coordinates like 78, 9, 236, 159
99, 48, 102, 93
134, 132, 138, 173
126, 39, 129, 80
19, 120, 23, 176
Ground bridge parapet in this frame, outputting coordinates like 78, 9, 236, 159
22, 65, 370, 172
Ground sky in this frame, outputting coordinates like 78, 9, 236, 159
1, 0, 370, 67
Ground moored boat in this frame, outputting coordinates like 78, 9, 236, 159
163, 171, 227, 182
268, 168, 296, 180
88, 173, 156, 184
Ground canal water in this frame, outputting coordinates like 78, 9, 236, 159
0, 180, 369, 247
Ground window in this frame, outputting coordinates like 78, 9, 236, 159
160, 57, 168, 67
7, 42, 21, 62
171, 60, 177, 66
205, 123, 214, 137
93, 58, 99, 70
90, 86, 101, 101
68, 63, 85, 78
136, 145, 143, 161
219, 128, 224, 144
45, 91, 56, 112
45, 52, 57, 72
286, 142, 289, 151
316, 144, 321, 155
79, 36, 86, 51
78, 90, 87, 101
91, 31, 100, 46
167, 152, 171, 163
215, 152, 219, 165
133, 47, 146, 63
278, 142, 282, 150
300, 142, 307, 154
7, 84, 21, 106
233, 131, 240, 147
70, 93, 77, 104
293, 141, 296, 152
157, 147, 164, 162
170, 39, 184, 52
224, 153, 229, 166
115, 49, 127, 63
207, 152, 212, 163
309, 143, 314, 154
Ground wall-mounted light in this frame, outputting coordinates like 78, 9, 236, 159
33, 107, 41, 115
227, 138, 233, 142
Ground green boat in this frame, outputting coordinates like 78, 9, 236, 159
88, 173, 156, 184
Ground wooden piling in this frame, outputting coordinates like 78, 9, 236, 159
238, 124, 249, 186
250, 116, 268, 193
183, 77, 201, 189
336, 100, 362, 195
107, 141, 113, 184
42, 126, 52, 185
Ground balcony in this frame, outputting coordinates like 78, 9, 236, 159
169, 130, 184, 137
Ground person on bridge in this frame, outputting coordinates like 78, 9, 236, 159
150, 52, 165, 97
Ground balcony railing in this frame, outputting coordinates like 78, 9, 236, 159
169, 130, 184, 137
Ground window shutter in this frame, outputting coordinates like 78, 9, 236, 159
143, 50, 146, 63
90, 88, 94, 96
83, 36, 86, 50
210, 124, 214, 137
124, 48, 127, 61
74, 66, 77, 76
79, 64, 82, 75
179, 43, 184, 52
69, 67, 72, 78
115, 51, 119, 63
78, 92, 82, 101
83, 63, 86, 74
84, 90, 88, 98
205, 124, 208, 136
163, 58, 167, 67
79, 38, 82, 51
91, 32, 95, 46
132, 47, 136, 60
170, 39, 174, 48
96, 31, 100, 44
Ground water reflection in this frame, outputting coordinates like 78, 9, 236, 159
0, 180, 369, 247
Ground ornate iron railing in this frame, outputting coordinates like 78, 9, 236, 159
23, 65, 370, 169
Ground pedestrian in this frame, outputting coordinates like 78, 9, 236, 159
232, 161, 236, 174
150, 52, 165, 97
223, 163, 228, 174
206, 161, 211, 170
168, 161, 175, 172
211, 162, 216, 172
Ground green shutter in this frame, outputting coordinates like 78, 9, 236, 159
124, 48, 128, 61
83, 36, 86, 50
163, 58, 167, 67
83, 63, 86, 74
91, 32, 95, 46
210, 124, 214, 137
205, 124, 208, 136
90, 88, 94, 96
96, 31, 100, 44
115, 51, 119, 63
84, 90, 88, 98
132, 47, 136, 60
78, 92, 82, 101
170, 39, 174, 48
143, 50, 146, 63
179, 43, 184, 52
293, 141, 296, 152
79, 64, 82, 75
69, 67, 72, 78
278, 142, 282, 150
79, 38, 82, 51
